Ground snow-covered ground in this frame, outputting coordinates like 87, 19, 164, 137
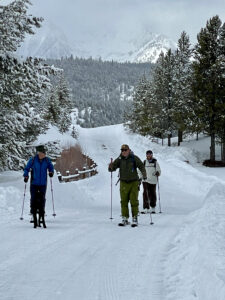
0, 124, 225, 300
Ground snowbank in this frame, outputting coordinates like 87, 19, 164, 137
164, 182, 225, 300
36, 125, 77, 149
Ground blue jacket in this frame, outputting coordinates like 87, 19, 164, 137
23, 155, 54, 186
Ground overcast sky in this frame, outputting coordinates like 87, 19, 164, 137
22, 0, 225, 44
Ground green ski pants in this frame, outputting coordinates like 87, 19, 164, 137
120, 180, 139, 218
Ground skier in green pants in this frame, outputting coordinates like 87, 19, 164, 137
108, 144, 146, 227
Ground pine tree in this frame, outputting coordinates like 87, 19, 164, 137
172, 32, 193, 145
147, 53, 167, 142
55, 76, 73, 133
193, 15, 225, 162
125, 75, 150, 135
151, 50, 176, 146
126, 51, 177, 145
44, 89, 61, 125
71, 126, 79, 139
216, 21, 225, 162
0, 0, 43, 53
0, 0, 58, 170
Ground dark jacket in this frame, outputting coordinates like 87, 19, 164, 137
23, 155, 54, 186
109, 152, 146, 182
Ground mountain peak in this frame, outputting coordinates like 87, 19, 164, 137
18, 21, 177, 63
133, 33, 177, 63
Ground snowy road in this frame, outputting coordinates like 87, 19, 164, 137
0, 206, 185, 300
1, 124, 224, 300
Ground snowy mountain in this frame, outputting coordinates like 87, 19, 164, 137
99, 32, 177, 63
132, 34, 177, 63
18, 21, 177, 63
17, 21, 88, 59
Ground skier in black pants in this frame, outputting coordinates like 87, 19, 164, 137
139, 150, 161, 214
23, 145, 54, 228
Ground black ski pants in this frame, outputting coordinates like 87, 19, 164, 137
30, 185, 47, 214
142, 182, 157, 209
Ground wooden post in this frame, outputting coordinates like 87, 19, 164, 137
66, 170, 70, 182
82, 167, 86, 179
74, 168, 79, 181
57, 172, 62, 182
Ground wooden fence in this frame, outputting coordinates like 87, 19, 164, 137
57, 163, 98, 183
151, 138, 159, 144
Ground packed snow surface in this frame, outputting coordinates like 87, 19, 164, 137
1, 124, 225, 300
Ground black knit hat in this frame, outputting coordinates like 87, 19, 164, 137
36, 145, 46, 153
146, 150, 153, 155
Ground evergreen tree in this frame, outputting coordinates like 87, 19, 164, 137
126, 51, 176, 145
172, 32, 193, 145
125, 75, 150, 135
56, 76, 73, 133
193, 15, 225, 162
0, 0, 57, 170
0, 0, 43, 53
147, 53, 168, 142
151, 50, 176, 146
71, 126, 79, 139
46, 56, 152, 127
216, 21, 225, 162
44, 89, 61, 125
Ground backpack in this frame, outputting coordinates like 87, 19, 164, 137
144, 158, 157, 169
118, 152, 137, 171
115, 152, 137, 185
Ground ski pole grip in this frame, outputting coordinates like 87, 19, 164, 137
109, 158, 113, 172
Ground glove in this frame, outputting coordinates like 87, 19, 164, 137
49, 172, 54, 177
138, 179, 142, 191
108, 162, 113, 170
155, 171, 160, 176
24, 176, 29, 183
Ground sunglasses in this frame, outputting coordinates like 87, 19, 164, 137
121, 149, 128, 152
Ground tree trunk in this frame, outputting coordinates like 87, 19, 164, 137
196, 132, 199, 141
210, 133, 215, 162
168, 133, 172, 147
222, 142, 225, 163
178, 129, 183, 146
221, 126, 225, 163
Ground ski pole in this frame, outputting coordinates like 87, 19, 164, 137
157, 177, 162, 213
20, 183, 27, 220
115, 177, 120, 186
50, 178, 56, 217
110, 158, 113, 220
149, 209, 154, 225
146, 184, 154, 225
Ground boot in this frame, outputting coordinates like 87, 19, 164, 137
41, 213, 47, 228
131, 216, 138, 227
151, 207, 156, 214
33, 213, 37, 228
118, 216, 129, 226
